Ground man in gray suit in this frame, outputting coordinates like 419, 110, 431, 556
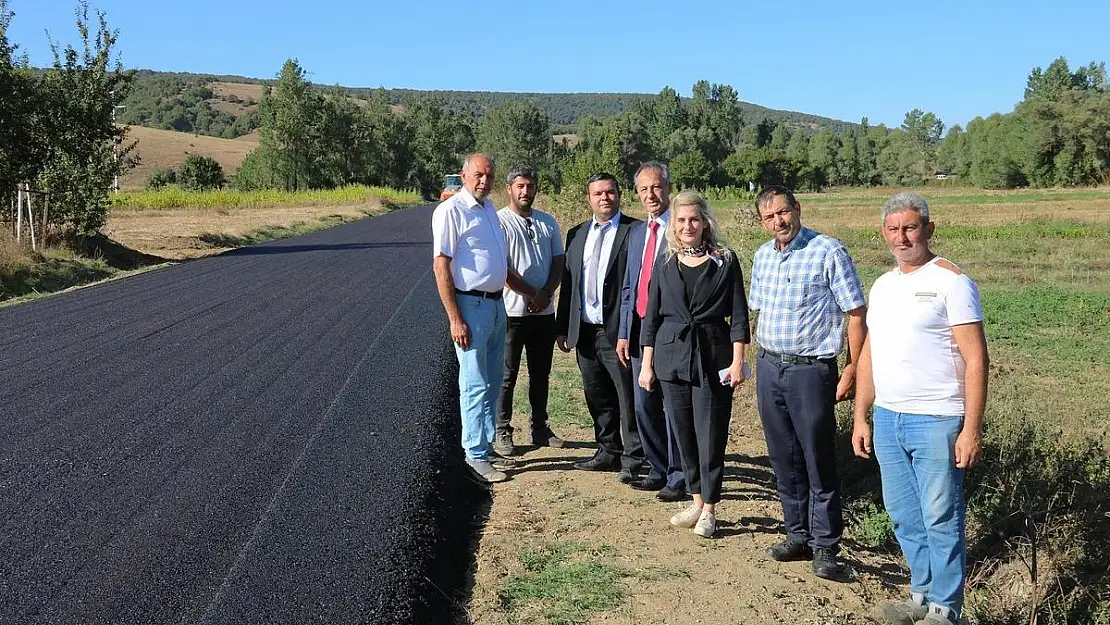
616, 162, 687, 501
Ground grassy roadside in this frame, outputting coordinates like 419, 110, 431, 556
111, 184, 420, 210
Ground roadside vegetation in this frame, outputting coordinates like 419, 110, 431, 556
112, 185, 419, 211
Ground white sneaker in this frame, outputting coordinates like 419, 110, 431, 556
466, 459, 508, 483
669, 503, 703, 528
693, 509, 716, 537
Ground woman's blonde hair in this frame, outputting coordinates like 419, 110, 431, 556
665, 189, 731, 259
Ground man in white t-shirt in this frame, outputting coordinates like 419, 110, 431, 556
851, 192, 990, 625
494, 166, 566, 456
432, 153, 515, 483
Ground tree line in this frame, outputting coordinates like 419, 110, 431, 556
236, 56, 1110, 200
1, 0, 134, 234
558, 58, 1109, 192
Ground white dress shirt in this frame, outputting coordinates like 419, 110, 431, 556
431, 187, 508, 293
638, 208, 669, 271
580, 211, 622, 325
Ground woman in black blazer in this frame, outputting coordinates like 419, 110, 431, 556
638, 190, 751, 538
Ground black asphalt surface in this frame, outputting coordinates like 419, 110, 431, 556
0, 205, 487, 624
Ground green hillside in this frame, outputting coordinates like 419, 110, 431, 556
118, 69, 855, 139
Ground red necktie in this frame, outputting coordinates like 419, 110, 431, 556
636, 221, 659, 318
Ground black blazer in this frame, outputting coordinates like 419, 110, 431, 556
641, 251, 751, 384
555, 213, 640, 348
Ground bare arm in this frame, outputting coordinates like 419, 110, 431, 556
433, 255, 470, 349
638, 346, 656, 391
527, 254, 565, 314
837, 306, 868, 401
851, 335, 875, 459
544, 254, 565, 294
505, 270, 536, 296
952, 322, 989, 468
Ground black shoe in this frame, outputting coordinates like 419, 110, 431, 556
766, 538, 813, 562
531, 426, 566, 448
616, 468, 638, 484
573, 454, 620, 471
655, 484, 687, 502
811, 548, 848, 581
630, 476, 667, 491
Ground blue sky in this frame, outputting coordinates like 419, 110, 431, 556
7, 0, 1109, 129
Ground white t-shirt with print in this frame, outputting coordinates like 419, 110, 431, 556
867, 257, 983, 416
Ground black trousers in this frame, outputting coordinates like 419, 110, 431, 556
576, 323, 642, 472
496, 314, 557, 435
659, 375, 733, 503
755, 351, 843, 551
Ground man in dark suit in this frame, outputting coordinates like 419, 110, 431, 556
615, 162, 687, 502
556, 173, 644, 481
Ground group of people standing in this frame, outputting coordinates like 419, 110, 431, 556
431, 152, 988, 625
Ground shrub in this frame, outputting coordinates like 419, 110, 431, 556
146, 168, 177, 189
177, 154, 225, 191
963, 419, 1110, 624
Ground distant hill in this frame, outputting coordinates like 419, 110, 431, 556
120, 69, 857, 139
121, 125, 258, 189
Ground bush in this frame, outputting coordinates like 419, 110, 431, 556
963, 419, 1110, 625
145, 168, 177, 189
177, 154, 225, 191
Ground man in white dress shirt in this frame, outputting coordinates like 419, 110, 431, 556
431, 153, 515, 483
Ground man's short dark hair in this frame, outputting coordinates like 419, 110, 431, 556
506, 165, 538, 186
586, 172, 621, 194
755, 185, 799, 210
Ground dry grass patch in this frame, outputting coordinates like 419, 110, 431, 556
208, 81, 264, 103
105, 201, 386, 259
123, 125, 258, 189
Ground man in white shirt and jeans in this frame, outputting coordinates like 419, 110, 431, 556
852, 192, 990, 625
494, 165, 566, 456
432, 153, 516, 483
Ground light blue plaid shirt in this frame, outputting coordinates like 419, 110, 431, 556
749, 227, 866, 357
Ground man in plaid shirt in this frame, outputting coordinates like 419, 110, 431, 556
749, 185, 867, 581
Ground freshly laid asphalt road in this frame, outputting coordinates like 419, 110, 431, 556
0, 205, 486, 624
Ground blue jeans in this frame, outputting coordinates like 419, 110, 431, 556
873, 406, 966, 616
454, 295, 507, 462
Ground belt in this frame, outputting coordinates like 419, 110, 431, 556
455, 288, 503, 301
758, 347, 834, 365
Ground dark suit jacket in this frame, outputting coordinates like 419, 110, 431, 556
555, 212, 640, 349
640, 251, 752, 384
618, 219, 668, 359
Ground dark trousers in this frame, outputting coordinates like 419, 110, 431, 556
576, 323, 642, 472
659, 375, 733, 503
755, 351, 843, 551
496, 314, 557, 436
630, 323, 686, 488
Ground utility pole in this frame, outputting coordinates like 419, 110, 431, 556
112, 101, 126, 194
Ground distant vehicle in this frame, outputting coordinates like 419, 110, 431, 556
440, 174, 463, 200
